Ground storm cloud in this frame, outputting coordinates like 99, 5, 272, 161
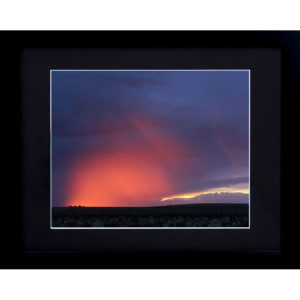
51, 70, 249, 207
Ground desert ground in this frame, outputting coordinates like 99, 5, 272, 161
52, 203, 249, 227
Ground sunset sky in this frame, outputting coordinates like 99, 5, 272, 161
51, 70, 249, 207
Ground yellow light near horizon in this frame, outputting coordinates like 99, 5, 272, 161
161, 187, 249, 201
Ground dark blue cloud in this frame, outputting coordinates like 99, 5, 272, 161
51, 70, 249, 206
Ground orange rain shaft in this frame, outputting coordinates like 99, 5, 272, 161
66, 117, 188, 207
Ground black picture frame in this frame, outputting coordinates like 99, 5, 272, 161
1, 31, 299, 269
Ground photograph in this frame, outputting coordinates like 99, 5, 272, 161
51, 70, 250, 228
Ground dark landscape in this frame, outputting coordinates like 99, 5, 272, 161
52, 203, 249, 227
